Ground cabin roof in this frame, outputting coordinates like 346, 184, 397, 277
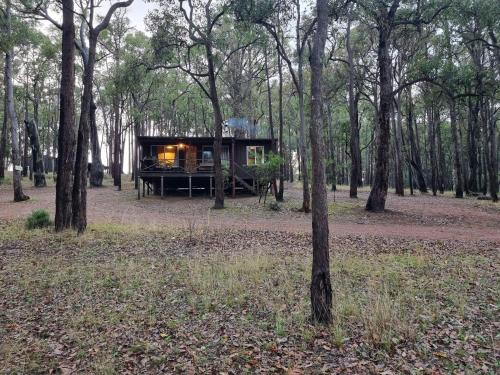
138, 136, 274, 146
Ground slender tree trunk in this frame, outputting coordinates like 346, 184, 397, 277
72, 35, 97, 232
264, 50, 278, 199
467, 96, 479, 193
296, 1, 310, 213
427, 106, 437, 195
55, 0, 76, 230
436, 112, 445, 194
24, 120, 46, 187
288, 120, 294, 183
5, 1, 29, 202
486, 101, 498, 202
206, 43, 224, 209
277, 52, 284, 201
406, 89, 427, 193
309, 0, 331, 324
393, 93, 404, 196
113, 97, 121, 188
346, 12, 361, 198
327, 105, 337, 192
0, 75, 8, 182
449, 98, 463, 198
89, 96, 104, 186
366, 22, 392, 212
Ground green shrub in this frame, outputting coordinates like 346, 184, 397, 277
26, 209, 52, 230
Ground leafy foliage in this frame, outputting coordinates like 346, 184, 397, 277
25, 209, 51, 229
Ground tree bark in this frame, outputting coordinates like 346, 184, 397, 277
89, 96, 104, 186
393, 93, 404, 196
24, 120, 46, 187
309, 0, 331, 325
436, 112, 445, 194
427, 106, 437, 195
5, 1, 29, 202
406, 89, 427, 193
346, 11, 362, 198
327, 104, 337, 192
295, 1, 310, 213
366, 16, 392, 212
277, 52, 284, 201
467, 96, 479, 193
0, 73, 8, 182
206, 43, 224, 209
55, 0, 76, 231
449, 98, 463, 198
72, 34, 97, 232
486, 101, 498, 202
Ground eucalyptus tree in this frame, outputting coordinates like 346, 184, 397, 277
71, 0, 134, 232
356, 0, 448, 212
1, 0, 29, 201
53, 0, 76, 230
308, 0, 331, 324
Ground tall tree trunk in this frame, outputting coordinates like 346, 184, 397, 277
89, 96, 104, 186
55, 0, 76, 230
24, 120, 46, 187
288, 119, 294, 183
327, 105, 337, 192
5, 1, 29, 202
406, 89, 427, 193
0, 76, 8, 182
206, 43, 224, 209
112, 97, 121, 188
309, 0, 331, 324
393, 93, 404, 196
346, 10, 361, 198
366, 20, 392, 212
72, 35, 97, 232
296, 1, 310, 213
264, 50, 278, 199
449, 98, 463, 198
486, 101, 498, 202
277, 52, 284, 201
436, 113, 445, 194
427, 106, 437, 195
467, 96, 479, 193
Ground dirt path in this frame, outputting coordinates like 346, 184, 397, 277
1, 180, 499, 243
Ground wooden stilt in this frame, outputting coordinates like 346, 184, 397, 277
142, 180, 145, 197
138, 177, 140, 200
209, 176, 213, 198
161, 176, 164, 199
189, 175, 192, 198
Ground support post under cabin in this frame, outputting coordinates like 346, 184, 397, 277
189, 175, 192, 198
161, 176, 164, 199
138, 176, 140, 199
209, 176, 212, 198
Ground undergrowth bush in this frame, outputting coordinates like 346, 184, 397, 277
26, 209, 52, 229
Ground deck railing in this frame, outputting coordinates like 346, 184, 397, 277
140, 158, 229, 174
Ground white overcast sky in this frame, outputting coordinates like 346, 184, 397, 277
125, 0, 157, 32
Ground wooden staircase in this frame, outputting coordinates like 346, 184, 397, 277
233, 163, 257, 194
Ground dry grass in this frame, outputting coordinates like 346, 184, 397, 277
0, 221, 498, 373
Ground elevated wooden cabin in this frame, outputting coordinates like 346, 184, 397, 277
137, 136, 274, 198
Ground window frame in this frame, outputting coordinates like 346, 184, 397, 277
246, 145, 265, 166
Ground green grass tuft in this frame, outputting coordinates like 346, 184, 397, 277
25, 209, 52, 230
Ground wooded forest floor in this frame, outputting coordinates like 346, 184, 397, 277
0, 176, 499, 374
